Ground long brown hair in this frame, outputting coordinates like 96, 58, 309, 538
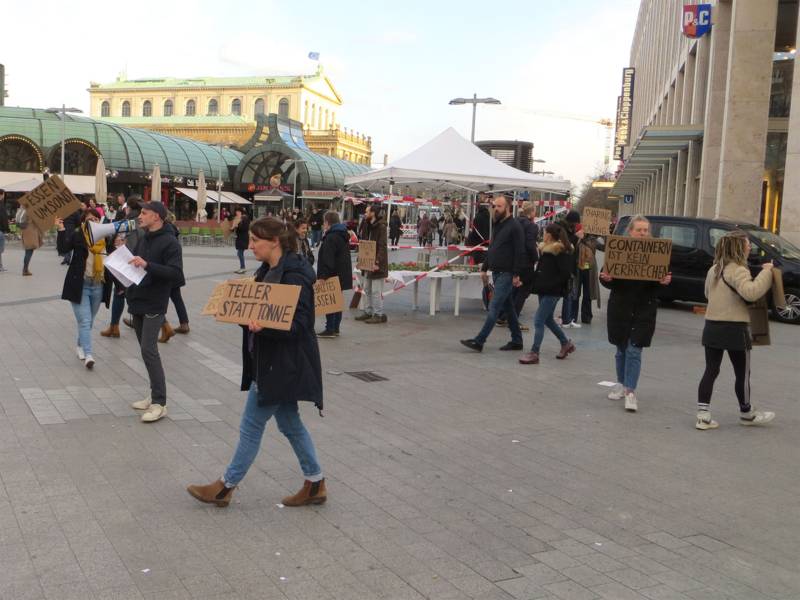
249, 216, 299, 253
713, 229, 749, 279
545, 223, 573, 253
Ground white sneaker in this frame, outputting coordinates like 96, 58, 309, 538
141, 404, 167, 423
624, 392, 638, 412
740, 409, 775, 426
131, 394, 152, 410
84, 355, 95, 370
695, 411, 719, 430
570, 321, 582, 329
608, 384, 625, 401
562, 321, 573, 329
76, 346, 85, 360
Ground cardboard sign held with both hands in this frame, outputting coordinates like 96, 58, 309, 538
210, 279, 301, 331
603, 235, 672, 282
314, 278, 344, 315
581, 207, 613, 236
18, 175, 83, 233
357, 240, 377, 271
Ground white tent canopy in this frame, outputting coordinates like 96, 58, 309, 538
344, 128, 571, 194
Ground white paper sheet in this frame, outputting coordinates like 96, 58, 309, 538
104, 245, 146, 287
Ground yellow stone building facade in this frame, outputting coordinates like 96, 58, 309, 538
88, 67, 372, 165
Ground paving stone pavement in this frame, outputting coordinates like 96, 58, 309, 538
0, 244, 799, 600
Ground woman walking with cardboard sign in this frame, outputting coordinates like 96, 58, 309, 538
599, 216, 671, 413
695, 230, 775, 430
56, 209, 112, 369
187, 216, 326, 508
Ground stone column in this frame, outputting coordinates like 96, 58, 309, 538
779, 7, 800, 244
696, 1, 731, 218
665, 157, 677, 215
684, 141, 702, 216
673, 149, 688, 215
714, 0, 778, 223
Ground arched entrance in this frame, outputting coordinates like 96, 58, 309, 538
0, 134, 44, 172
47, 139, 101, 175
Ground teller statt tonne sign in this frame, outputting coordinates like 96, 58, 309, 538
215, 280, 301, 331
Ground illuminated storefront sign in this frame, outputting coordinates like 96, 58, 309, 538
682, 4, 712, 39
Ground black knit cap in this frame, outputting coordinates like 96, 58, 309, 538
565, 210, 581, 224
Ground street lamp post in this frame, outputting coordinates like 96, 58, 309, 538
216, 144, 224, 224
45, 105, 83, 177
448, 94, 501, 142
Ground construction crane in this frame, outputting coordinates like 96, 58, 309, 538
500, 106, 615, 173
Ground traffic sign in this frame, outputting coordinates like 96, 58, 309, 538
623, 194, 634, 205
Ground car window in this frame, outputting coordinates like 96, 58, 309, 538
658, 224, 697, 253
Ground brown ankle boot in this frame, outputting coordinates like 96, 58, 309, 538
187, 479, 234, 507
282, 479, 327, 507
100, 324, 120, 338
174, 323, 190, 334
556, 340, 575, 359
158, 322, 175, 343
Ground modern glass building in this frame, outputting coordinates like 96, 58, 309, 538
612, 1, 800, 244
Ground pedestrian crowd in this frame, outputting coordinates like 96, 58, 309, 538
0, 189, 779, 512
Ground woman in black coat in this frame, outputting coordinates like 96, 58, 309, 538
234, 209, 250, 273
56, 209, 113, 369
519, 223, 575, 365
599, 215, 672, 413
188, 217, 326, 508
316, 211, 353, 337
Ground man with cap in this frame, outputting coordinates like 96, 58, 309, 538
126, 201, 185, 423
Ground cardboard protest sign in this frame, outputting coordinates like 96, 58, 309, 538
603, 235, 672, 281
771, 269, 786, 309
357, 240, 377, 271
215, 280, 300, 331
202, 277, 254, 316
314, 277, 344, 316
18, 175, 83, 233
582, 207, 612, 236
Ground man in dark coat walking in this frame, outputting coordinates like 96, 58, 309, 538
316, 211, 353, 338
498, 201, 539, 327
126, 201, 185, 423
461, 195, 525, 352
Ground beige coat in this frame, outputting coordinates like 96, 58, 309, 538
704, 262, 772, 323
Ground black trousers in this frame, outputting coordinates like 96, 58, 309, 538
698, 346, 751, 412
133, 313, 167, 406
170, 287, 189, 324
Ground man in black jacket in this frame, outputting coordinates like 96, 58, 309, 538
127, 201, 185, 423
498, 201, 539, 327
461, 195, 525, 352
0, 189, 8, 272
316, 211, 353, 338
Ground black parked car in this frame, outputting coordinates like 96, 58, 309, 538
598, 215, 800, 324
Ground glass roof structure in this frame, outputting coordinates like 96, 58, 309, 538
235, 114, 369, 191
0, 106, 243, 181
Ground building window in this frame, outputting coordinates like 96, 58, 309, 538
121, 101, 130, 117
164, 100, 173, 116
311, 104, 316, 128
100, 101, 110, 117
186, 99, 196, 116
279, 97, 289, 118
208, 99, 218, 116
142, 100, 152, 117
304, 100, 309, 124
254, 98, 265, 115
231, 98, 241, 116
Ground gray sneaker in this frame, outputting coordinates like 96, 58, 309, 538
695, 411, 719, 430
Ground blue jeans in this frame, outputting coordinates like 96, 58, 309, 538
23, 248, 33, 271
561, 280, 578, 324
224, 383, 322, 487
236, 248, 245, 269
615, 343, 643, 391
71, 280, 103, 355
475, 272, 522, 345
532, 295, 569, 353
325, 311, 343, 332
311, 229, 322, 247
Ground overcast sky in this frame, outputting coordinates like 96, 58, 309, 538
1, 0, 641, 191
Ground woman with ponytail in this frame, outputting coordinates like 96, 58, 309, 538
188, 217, 327, 508
519, 223, 575, 365
56, 209, 113, 369
695, 230, 775, 430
